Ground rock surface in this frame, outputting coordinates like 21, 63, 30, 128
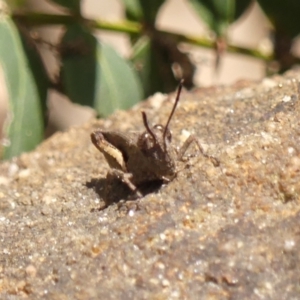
1, 71, 300, 299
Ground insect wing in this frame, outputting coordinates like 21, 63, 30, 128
101, 131, 141, 163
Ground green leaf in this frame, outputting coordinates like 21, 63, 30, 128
4, 0, 25, 9
137, 0, 166, 24
0, 18, 48, 159
122, 0, 166, 23
131, 34, 194, 97
61, 24, 143, 117
235, 0, 253, 20
189, 0, 252, 36
48, 0, 81, 13
122, 0, 143, 21
131, 36, 161, 96
257, 0, 300, 38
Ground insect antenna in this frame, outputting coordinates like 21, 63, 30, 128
163, 79, 184, 151
142, 111, 157, 144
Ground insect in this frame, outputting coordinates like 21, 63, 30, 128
91, 80, 218, 198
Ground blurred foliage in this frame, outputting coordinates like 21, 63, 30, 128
0, 0, 300, 159
50, 0, 81, 13
189, 0, 252, 37
257, 0, 300, 71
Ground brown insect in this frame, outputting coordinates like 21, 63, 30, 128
91, 80, 218, 198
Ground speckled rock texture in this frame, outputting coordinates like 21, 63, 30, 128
1, 70, 300, 299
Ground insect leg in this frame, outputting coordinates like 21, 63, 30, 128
109, 169, 143, 198
177, 135, 220, 167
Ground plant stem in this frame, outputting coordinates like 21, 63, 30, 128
14, 12, 272, 61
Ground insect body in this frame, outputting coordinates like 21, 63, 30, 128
91, 81, 218, 198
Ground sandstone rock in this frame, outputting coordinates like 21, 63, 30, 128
1, 71, 300, 299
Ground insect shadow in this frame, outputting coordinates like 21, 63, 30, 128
86, 177, 163, 208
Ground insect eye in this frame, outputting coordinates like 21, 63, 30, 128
138, 132, 152, 149
152, 125, 172, 143
153, 125, 164, 131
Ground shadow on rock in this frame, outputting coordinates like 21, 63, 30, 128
86, 177, 164, 209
